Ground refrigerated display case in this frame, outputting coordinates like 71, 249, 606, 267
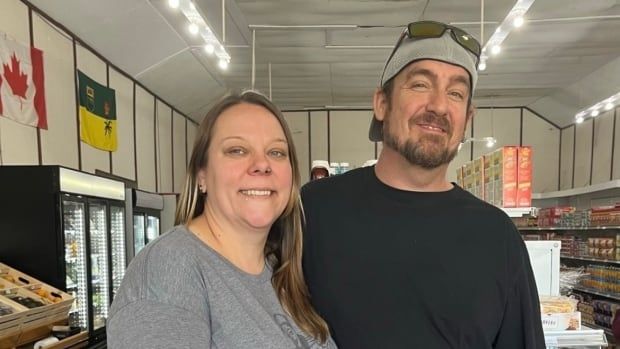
0, 165, 126, 345
126, 189, 164, 260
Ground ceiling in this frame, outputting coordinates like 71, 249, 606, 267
27, 0, 620, 127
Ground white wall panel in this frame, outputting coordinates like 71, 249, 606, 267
522, 109, 560, 193
447, 121, 472, 183
34, 15, 78, 168
283, 112, 309, 184
560, 127, 575, 190
110, 68, 135, 180
173, 111, 186, 193
472, 108, 520, 159
574, 120, 593, 188
135, 86, 155, 191
186, 122, 197, 166
613, 109, 620, 179
591, 110, 614, 184
156, 100, 172, 192
309, 111, 328, 162
330, 110, 375, 169
0, 0, 38, 165
77, 45, 108, 173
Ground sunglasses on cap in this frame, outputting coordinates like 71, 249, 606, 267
381, 21, 482, 83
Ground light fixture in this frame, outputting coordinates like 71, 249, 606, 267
188, 23, 199, 35
491, 45, 501, 55
461, 136, 497, 147
513, 16, 525, 28
478, 60, 487, 71
160, 0, 231, 70
479, 0, 535, 69
574, 91, 620, 124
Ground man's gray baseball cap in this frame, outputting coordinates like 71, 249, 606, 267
369, 24, 479, 142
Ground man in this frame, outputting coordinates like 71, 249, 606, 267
301, 21, 545, 348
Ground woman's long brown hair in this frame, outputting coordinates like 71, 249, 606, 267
175, 90, 329, 342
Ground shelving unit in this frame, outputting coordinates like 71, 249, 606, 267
572, 286, 620, 302
502, 207, 534, 218
544, 329, 607, 348
520, 226, 620, 231
560, 255, 620, 265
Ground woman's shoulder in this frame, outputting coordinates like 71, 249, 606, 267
111, 226, 210, 313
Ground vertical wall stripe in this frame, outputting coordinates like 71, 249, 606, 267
170, 109, 174, 191
590, 119, 595, 185
73, 39, 82, 170
154, 97, 158, 192
327, 110, 331, 163
558, 131, 562, 190
185, 116, 188, 167
107, 65, 112, 173
612, 109, 617, 180
28, 8, 42, 165
470, 116, 474, 161
572, 125, 576, 188
133, 83, 138, 184
307, 111, 312, 173
519, 108, 524, 146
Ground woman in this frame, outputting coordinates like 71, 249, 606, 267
108, 91, 336, 348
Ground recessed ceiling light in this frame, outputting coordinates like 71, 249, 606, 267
576, 116, 584, 124
591, 110, 600, 117
513, 16, 524, 28
188, 23, 199, 35
168, 0, 179, 9
491, 45, 501, 55
605, 102, 614, 111
478, 61, 487, 71
204, 44, 215, 55
218, 59, 229, 70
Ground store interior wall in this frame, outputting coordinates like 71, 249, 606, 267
286, 107, 561, 193
0, 0, 198, 194
2, 0, 620, 195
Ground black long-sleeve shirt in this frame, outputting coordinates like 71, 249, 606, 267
301, 166, 545, 349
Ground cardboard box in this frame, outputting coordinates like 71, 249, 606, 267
456, 166, 464, 187
483, 155, 493, 204
541, 312, 581, 331
517, 146, 532, 207
492, 146, 518, 207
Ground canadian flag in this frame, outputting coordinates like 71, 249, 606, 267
0, 34, 47, 129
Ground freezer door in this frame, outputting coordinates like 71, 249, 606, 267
88, 202, 110, 331
110, 205, 126, 300
134, 213, 146, 254
146, 215, 160, 243
63, 199, 89, 330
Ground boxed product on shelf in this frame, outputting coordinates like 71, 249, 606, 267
492, 146, 518, 208
517, 146, 532, 208
540, 296, 581, 331
456, 166, 464, 187
472, 157, 484, 200
590, 205, 620, 226
483, 155, 494, 204
537, 206, 576, 227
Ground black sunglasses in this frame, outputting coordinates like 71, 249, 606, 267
381, 21, 482, 83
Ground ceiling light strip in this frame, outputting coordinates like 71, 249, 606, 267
176, 0, 230, 66
479, 0, 535, 70
575, 91, 620, 124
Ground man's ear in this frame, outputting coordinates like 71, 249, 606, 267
466, 103, 476, 126
373, 88, 388, 122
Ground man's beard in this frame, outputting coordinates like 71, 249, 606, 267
382, 110, 460, 169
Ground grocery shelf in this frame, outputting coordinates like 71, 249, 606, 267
503, 207, 533, 217
533, 180, 620, 200
544, 328, 607, 348
519, 226, 620, 231
583, 323, 613, 337
560, 255, 620, 265
572, 286, 620, 302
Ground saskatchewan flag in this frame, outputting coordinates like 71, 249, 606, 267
78, 70, 117, 151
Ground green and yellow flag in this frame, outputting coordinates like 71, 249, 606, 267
78, 70, 117, 151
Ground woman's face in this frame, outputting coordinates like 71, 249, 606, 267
199, 103, 293, 232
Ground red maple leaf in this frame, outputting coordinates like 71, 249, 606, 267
3, 54, 29, 107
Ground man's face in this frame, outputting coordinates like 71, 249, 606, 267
374, 59, 473, 169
